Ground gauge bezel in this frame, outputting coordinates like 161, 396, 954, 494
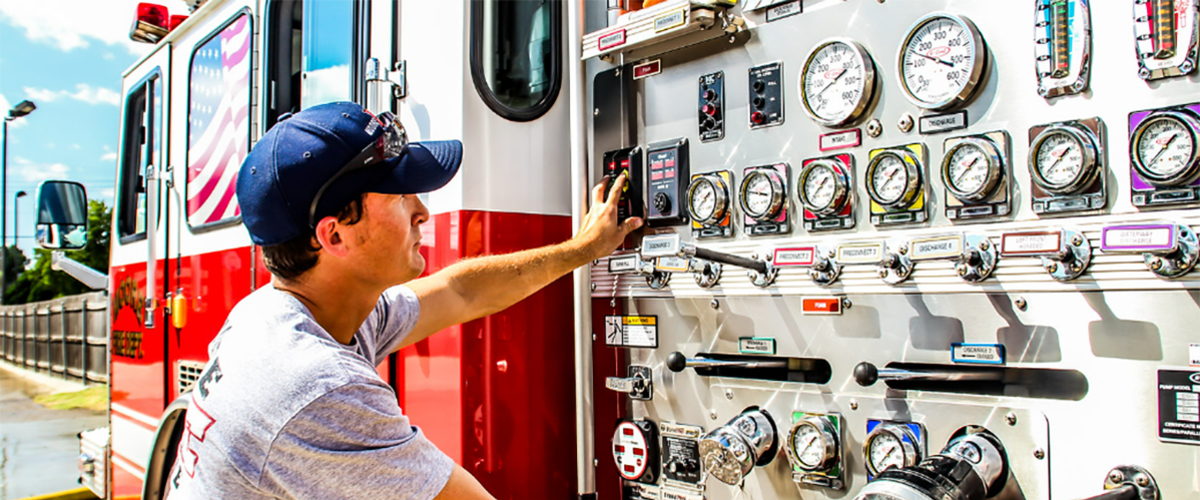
863, 423, 921, 477
800, 37, 878, 127
1130, 110, 1200, 187
896, 13, 988, 111
798, 160, 850, 216
942, 137, 1004, 202
785, 417, 839, 472
686, 175, 730, 225
739, 169, 785, 221
1028, 123, 1100, 194
866, 149, 923, 209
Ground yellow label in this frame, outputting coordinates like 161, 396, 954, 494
624, 316, 656, 326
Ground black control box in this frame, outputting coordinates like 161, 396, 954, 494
699, 71, 724, 142
749, 62, 784, 129
603, 146, 644, 225
646, 139, 690, 227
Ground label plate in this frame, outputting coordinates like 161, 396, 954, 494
634, 60, 662, 80
819, 129, 861, 151
951, 343, 1006, 365
656, 256, 690, 272
774, 247, 816, 266
609, 254, 641, 274
1101, 224, 1176, 253
801, 297, 842, 315
837, 242, 884, 264
598, 29, 627, 51
738, 337, 776, 354
1000, 231, 1063, 256
919, 111, 969, 134
605, 316, 659, 348
654, 8, 686, 32
1158, 369, 1200, 445
642, 233, 681, 258
910, 234, 964, 261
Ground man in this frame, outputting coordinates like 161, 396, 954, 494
167, 102, 641, 499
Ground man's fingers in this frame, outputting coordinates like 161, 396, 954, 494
591, 176, 608, 206
606, 172, 627, 206
620, 217, 644, 235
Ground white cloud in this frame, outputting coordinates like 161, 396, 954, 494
100, 152, 118, 162
0, 0, 190, 54
0, 93, 28, 129
99, 188, 115, 200
14, 157, 71, 183
71, 144, 81, 150
23, 84, 120, 106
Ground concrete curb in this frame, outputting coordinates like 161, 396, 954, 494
0, 360, 90, 394
15, 488, 99, 500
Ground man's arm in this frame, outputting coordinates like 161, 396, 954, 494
400, 173, 641, 349
432, 465, 496, 500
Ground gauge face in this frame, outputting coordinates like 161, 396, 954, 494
687, 176, 728, 224
1133, 114, 1199, 183
799, 161, 848, 215
863, 424, 919, 477
942, 138, 1002, 202
867, 151, 922, 209
740, 170, 784, 220
786, 418, 838, 472
801, 39, 876, 126
1030, 125, 1097, 194
898, 14, 986, 110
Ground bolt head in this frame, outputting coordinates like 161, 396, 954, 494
979, 240, 991, 251
1136, 475, 1150, 487
725, 389, 734, 400
957, 266, 968, 276
590, 283, 597, 291
1046, 262, 1059, 273
1150, 258, 1163, 270
1005, 412, 1018, 425
711, 299, 720, 309
1034, 448, 1045, 460
879, 269, 890, 279
710, 410, 718, 420
1072, 236, 1083, 246
1015, 298, 1027, 311
1109, 470, 1125, 483
899, 245, 909, 255
849, 399, 858, 410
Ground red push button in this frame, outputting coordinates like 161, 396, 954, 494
751, 111, 766, 125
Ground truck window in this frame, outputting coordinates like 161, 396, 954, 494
186, 14, 251, 227
265, 0, 303, 128
301, 0, 358, 108
117, 73, 163, 239
469, 0, 562, 122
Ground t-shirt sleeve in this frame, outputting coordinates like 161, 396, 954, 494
259, 381, 455, 500
366, 285, 422, 359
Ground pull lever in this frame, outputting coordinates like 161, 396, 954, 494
853, 362, 1004, 387
642, 233, 777, 287
667, 352, 789, 372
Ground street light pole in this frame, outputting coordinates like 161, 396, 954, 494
3, 100, 37, 304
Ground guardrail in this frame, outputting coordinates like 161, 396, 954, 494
0, 292, 108, 384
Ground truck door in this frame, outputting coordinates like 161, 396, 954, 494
109, 47, 169, 496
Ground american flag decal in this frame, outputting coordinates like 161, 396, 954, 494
187, 15, 250, 225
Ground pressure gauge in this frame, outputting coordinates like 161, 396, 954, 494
942, 137, 1005, 202
798, 160, 850, 216
785, 417, 839, 472
739, 169, 785, 221
866, 149, 923, 209
1130, 110, 1200, 186
687, 175, 731, 225
897, 13, 988, 110
863, 423, 922, 477
800, 38, 877, 127
1029, 124, 1100, 194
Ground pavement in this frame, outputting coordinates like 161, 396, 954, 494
0, 363, 106, 500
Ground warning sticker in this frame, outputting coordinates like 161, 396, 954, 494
605, 316, 659, 348
1191, 344, 1200, 367
624, 483, 660, 500
1158, 369, 1200, 445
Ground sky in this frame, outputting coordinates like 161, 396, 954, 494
0, 0, 188, 252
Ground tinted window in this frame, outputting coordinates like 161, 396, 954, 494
186, 14, 252, 226
301, 0, 355, 108
470, 0, 561, 121
117, 74, 162, 238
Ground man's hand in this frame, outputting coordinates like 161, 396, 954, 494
575, 173, 644, 260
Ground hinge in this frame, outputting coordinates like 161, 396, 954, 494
391, 61, 407, 99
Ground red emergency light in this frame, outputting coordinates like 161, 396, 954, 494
130, 3, 171, 44
170, 15, 189, 31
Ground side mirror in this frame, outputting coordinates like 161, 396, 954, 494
36, 181, 89, 250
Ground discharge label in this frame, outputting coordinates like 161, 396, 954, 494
951, 343, 1005, 365
910, 234, 964, 261
605, 316, 659, 348
1158, 369, 1200, 445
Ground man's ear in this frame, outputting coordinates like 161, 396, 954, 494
313, 216, 352, 258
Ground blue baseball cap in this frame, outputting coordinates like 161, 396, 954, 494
236, 102, 461, 246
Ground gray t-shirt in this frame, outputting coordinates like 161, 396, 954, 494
166, 285, 454, 499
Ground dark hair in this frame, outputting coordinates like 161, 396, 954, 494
261, 195, 367, 280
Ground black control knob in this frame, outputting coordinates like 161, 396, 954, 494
653, 193, 671, 214
753, 96, 766, 109
853, 362, 879, 387
667, 352, 688, 372
703, 89, 717, 101
752, 80, 766, 93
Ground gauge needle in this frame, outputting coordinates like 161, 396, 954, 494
1150, 133, 1179, 165
883, 445, 898, 463
750, 190, 769, 197
816, 177, 830, 193
815, 69, 848, 98
913, 50, 955, 68
955, 157, 980, 185
801, 436, 818, 454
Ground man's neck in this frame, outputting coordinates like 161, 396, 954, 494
272, 272, 384, 345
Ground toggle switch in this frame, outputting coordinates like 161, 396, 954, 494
605, 365, 653, 400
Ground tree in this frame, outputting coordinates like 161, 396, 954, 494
5, 200, 111, 304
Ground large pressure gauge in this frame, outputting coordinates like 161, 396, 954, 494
739, 169, 785, 221
863, 423, 922, 477
1029, 124, 1101, 194
786, 417, 839, 472
798, 160, 851, 216
897, 13, 988, 110
866, 149, 923, 209
1130, 110, 1200, 186
800, 38, 877, 127
686, 174, 731, 225
942, 137, 1005, 202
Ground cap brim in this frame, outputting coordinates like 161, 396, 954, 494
311, 140, 462, 221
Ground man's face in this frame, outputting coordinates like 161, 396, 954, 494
342, 192, 430, 285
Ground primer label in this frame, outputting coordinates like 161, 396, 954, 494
774, 246, 816, 266
837, 241, 884, 264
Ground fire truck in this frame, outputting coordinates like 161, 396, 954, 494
34, 0, 1200, 499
